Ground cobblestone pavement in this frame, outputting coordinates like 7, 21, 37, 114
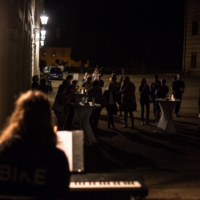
49, 74, 200, 200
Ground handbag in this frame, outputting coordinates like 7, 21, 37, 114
51, 99, 64, 113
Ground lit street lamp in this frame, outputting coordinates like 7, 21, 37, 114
40, 10, 49, 25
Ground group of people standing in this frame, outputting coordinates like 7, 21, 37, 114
51, 72, 186, 135
139, 74, 185, 125
31, 72, 186, 133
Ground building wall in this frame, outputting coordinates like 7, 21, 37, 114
183, 0, 200, 76
40, 46, 89, 67
0, 0, 43, 129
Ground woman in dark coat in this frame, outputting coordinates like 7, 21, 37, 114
139, 78, 150, 125
119, 76, 136, 129
103, 82, 117, 129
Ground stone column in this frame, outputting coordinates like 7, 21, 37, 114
0, 0, 39, 129
0, 1, 19, 129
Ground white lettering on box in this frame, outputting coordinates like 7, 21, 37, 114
34, 169, 46, 185
0, 165, 11, 181
19, 172, 32, 183
13, 166, 17, 182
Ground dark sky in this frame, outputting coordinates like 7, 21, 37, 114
44, 0, 185, 69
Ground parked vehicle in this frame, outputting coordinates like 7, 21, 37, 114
44, 66, 63, 80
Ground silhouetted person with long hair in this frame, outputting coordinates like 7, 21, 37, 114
150, 75, 161, 118
119, 76, 136, 129
139, 78, 150, 125
54, 84, 71, 130
0, 91, 70, 199
172, 74, 185, 117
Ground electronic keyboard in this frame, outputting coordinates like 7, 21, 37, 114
69, 173, 148, 200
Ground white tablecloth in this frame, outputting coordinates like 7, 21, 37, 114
155, 99, 180, 134
72, 102, 101, 145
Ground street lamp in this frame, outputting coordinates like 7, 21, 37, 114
41, 35, 45, 41
40, 28, 46, 37
40, 10, 49, 25
33, 10, 49, 47
41, 41, 45, 46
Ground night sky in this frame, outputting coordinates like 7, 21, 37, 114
44, 0, 185, 70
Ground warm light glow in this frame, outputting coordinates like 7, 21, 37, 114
54, 126, 57, 133
36, 32, 40, 40
40, 41, 44, 46
40, 10, 49, 25
40, 16, 49, 25
41, 29, 46, 36
41, 35, 45, 40
171, 94, 175, 100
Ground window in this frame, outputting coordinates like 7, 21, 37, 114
192, 21, 198, 35
61, 50, 65, 57
52, 51, 56, 57
191, 53, 197, 68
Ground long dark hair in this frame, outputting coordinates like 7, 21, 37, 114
0, 91, 56, 147
140, 78, 147, 87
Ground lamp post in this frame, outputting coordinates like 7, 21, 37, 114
33, 10, 49, 47
32, 9, 49, 76
40, 10, 49, 25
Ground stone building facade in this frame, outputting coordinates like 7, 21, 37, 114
40, 46, 89, 67
0, 0, 43, 128
183, 0, 200, 76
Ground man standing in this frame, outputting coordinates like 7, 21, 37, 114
172, 74, 185, 117
87, 81, 103, 136
150, 75, 161, 118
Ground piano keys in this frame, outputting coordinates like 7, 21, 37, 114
69, 173, 148, 200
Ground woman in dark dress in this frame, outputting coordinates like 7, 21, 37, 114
103, 82, 117, 129
54, 84, 71, 130
119, 76, 136, 129
0, 90, 70, 199
139, 78, 150, 125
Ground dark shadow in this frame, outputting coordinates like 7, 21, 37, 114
97, 128, 118, 138
117, 130, 185, 155
99, 115, 124, 125
98, 139, 155, 169
175, 121, 199, 126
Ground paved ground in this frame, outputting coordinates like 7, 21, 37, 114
49, 74, 200, 200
